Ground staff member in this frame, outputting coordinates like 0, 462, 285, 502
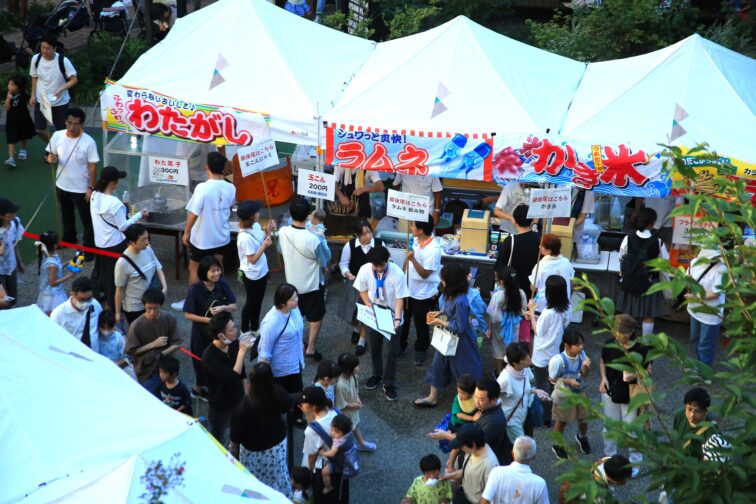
334, 165, 384, 218
392, 173, 443, 230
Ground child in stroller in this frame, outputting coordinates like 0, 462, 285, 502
90, 0, 131, 37
22, 0, 90, 52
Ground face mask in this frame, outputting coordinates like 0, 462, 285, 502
74, 299, 91, 311
493, 283, 503, 292
100, 330, 113, 338
221, 337, 234, 345
425, 478, 438, 487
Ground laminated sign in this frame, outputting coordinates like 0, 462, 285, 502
387, 189, 430, 221
148, 156, 189, 186
297, 169, 335, 201
238, 139, 279, 177
527, 187, 572, 218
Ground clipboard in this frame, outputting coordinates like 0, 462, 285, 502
356, 303, 394, 340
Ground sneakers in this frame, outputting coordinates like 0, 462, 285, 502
414, 351, 426, 366
351, 331, 360, 345
365, 376, 382, 390
575, 434, 591, 454
357, 440, 377, 452
18, 149, 27, 160
191, 387, 209, 402
170, 300, 185, 311
552, 445, 568, 460
384, 385, 398, 401
4, 157, 15, 167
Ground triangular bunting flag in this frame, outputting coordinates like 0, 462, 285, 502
209, 70, 225, 90
674, 103, 688, 123
215, 53, 229, 71
436, 82, 450, 100
670, 123, 687, 141
431, 100, 448, 118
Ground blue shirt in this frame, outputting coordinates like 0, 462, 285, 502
0, 217, 24, 275
439, 287, 488, 337
258, 307, 305, 378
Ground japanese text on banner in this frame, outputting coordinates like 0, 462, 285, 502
148, 156, 189, 186
526, 187, 572, 219
297, 169, 335, 201
672, 215, 719, 246
386, 189, 430, 221
238, 139, 279, 177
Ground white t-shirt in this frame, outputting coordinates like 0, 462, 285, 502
462, 445, 500, 503
47, 131, 99, 193
529, 255, 574, 313
185, 178, 236, 249
497, 367, 534, 428
333, 165, 381, 186
237, 223, 269, 281
532, 308, 569, 368
686, 250, 726, 326
354, 262, 409, 317
279, 225, 324, 294
114, 246, 162, 312
29, 53, 77, 106
90, 191, 141, 248
481, 462, 549, 504
408, 236, 442, 300
393, 174, 443, 214
302, 409, 338, 469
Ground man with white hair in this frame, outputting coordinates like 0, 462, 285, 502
480, 436, 549, 504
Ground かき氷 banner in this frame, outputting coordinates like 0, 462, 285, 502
325, 124, 494, 181
101, 81, 271, 146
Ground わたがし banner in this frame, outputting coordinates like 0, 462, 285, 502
101, 81, 271, 146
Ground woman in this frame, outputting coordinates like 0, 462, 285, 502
333, 165, 385, 219
90, 166, 147, 309
337, 220, 383, 354
616, 207, 667, 336
529, 233, 574, 314
414, 263, 482, 407
113, 223, 166, 325
258, 283, 305, 395
183, 255, 237, 398
230, 362, 293, 497
496, 342, 549, 441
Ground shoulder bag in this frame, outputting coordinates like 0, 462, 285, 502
120, 253, 162, 292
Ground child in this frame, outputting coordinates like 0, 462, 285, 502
549, 329, 591, 459
35, 230, 74, 315
313, 359, 340, 406
439, 265, 488, 347
97, 310, 136, 380
307, 208, 329, 288
154, 356, 193, 415
450, 373, 477, 429
335, 352, 376, 451
0, 197, 24, 308
401, 453, 452, 504
4, 76, 35, 168
290, 466, 312, 504
486, 266, 528, 374
672, 387, 717, 461
319, 414, 354, 495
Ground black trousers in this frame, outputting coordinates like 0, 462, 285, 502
400, 297, 437, 353
92, 239, 127, 309
313, 469, 350, 504
241, 274, 268, 332
56, 188, 94, 248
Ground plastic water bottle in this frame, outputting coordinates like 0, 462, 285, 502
122, 190, 130, 214
438, 134, 468, 163
609, 196, 622, 230
459, 143, 493, 176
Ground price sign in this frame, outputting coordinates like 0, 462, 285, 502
238, 138, 279, 177
297, 169, 335, 201
148, 156, 189, 186
672, 215, 718, 245
527, 187, 572, 219
386, 189, 430, 221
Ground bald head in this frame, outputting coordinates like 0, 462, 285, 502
513, 436, 537, 464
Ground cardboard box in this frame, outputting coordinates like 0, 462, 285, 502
460, 209, 490, 253
551, 217, 575, 260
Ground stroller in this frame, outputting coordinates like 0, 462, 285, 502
89, 0, 131, 39
18, 0, 90, 66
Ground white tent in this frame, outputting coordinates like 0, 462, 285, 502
559, 34, 756, 166
325, 16, 587, 137
0, 306, 288, 504
112, 0, 375, 145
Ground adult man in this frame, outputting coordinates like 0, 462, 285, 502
392, 173, 443, 230
278, 197, 331, 360
182, 152, 236, 286
125, 288, 180, 390
481, 436, 549, 504
334, 164, 384, 219
445, 423, 499, 504
355, 246, 408, 401
29, 35, 77, 138
494, 204, 541, 295
46, 107, 99, 254
401, 217, 441, 365
51, 276, 103, 353
493, 183, 532, 235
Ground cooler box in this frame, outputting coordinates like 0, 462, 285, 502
551, 217, 575, 260
460, 209, 490, 254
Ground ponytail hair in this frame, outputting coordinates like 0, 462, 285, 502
559, 327, 585, 352
35, 230, 59, 274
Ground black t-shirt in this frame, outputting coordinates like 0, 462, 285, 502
230, 384, 292, 451
201, 341, 244, 411
476, 403, 511, 465
183, 279, 237, 344
154, 380, 193, 416
495, 230, 541, 294
601, 338, 650, 404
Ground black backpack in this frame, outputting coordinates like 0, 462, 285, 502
34, 53, 70, 81
619, 234, 658, 295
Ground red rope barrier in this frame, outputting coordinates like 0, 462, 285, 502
179, 347, 203, 362
22, 231, 122, 259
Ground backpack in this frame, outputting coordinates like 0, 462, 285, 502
619, 234, 658, 295
34, 53, 70, 81
309, 421, 361, 480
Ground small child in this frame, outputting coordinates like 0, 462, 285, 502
97, 310, 136, 379
401, 454, 452, 504
450, 373, 477, 430
0, 197, 24, 308
4, 75, 35, 168
487, 266, 527, 374
313, 359, 340, 406
35, 230, 74, 315
306, 209, 329, 287
290, 466, 312, 504
549, 329, 591, 459
335, 352, 376, 451
155, 356, 193, 415
319, 414, 354, 495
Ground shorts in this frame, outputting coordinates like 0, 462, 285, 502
552, 397, 588, 423
34, 102, 69, 131
189, 243, 227, 262
298, 287, 326, 322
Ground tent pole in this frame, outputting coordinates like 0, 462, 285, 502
315, 102, 324, 211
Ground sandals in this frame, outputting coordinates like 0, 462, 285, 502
413, 398, 438, 408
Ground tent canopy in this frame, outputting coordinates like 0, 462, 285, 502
325, 16, 587, 136
559, 34, 756, 166
117, 0, 375, 145
0, 306, 287, 504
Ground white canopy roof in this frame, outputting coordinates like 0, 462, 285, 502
117, 0, 375, 145
325, 16, 587, 136
559, 34, 756, 164
0, 306, 288, 504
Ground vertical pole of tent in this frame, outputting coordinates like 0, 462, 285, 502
261, 171, 283, 268
315, 103, 324, 211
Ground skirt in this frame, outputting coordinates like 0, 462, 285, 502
240, 438, 292, 498
616, 289, 663, 319
337, 281, 360, 324
284, 0, 310, 16
490, 321, 506, 360
36, 288, 68, 314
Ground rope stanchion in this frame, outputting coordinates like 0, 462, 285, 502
179, 347, 202, 362
22, 231, 121, 258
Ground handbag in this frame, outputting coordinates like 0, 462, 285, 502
526, 395, 545, 429
518, 318, 532, 344
119, 253, 162, 292
435, 413, 453, 454
431, 326, 459, 356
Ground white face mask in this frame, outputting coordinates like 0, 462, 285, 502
74, 299, 91, 311
100, 330, 113, 338
221, 336, 234, 345
493, 283, 503, 292
424, 478, 438, 487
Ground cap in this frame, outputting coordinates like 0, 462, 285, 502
237, 200, 263, 221
99, 166, 127, 183
0, 197, 20, 214
614, 314, 637, 336
294, 386, 328, 407
449, 423, 485, 450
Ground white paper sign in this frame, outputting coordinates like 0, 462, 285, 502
40, 93, 53, 124
147, 156, 189, 186
387, 189, 430, 221
356, 304, 392, 340
238, 139, 280, 177
527, 187, 572, 219
297, 169, 335, 201
672, 215, 718, 245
